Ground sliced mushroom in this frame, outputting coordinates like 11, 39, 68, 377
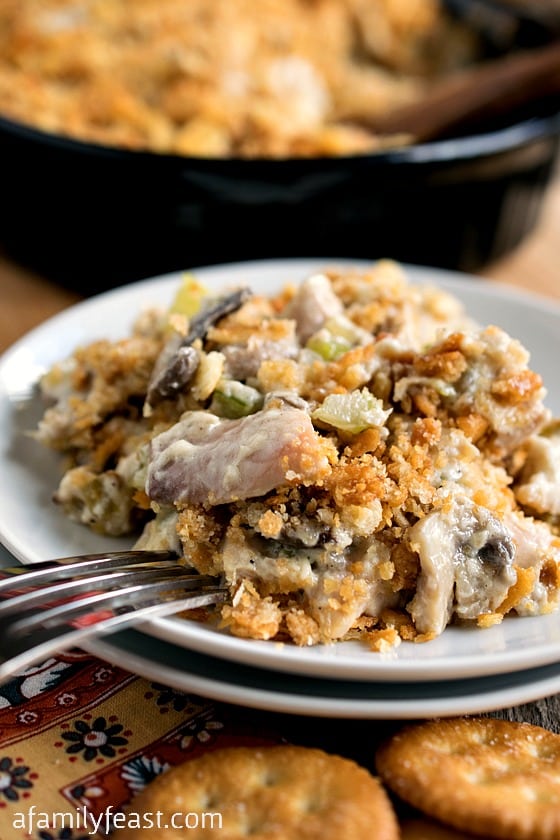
146, 338, 199, 407
145, 287, 251, 407
187, 287, 252, 343
407, 496, 515, 635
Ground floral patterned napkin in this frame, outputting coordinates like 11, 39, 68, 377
0, 651, 281, 840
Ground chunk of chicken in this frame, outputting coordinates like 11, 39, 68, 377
54, 466, 140, 536
147, 404, 332, 506
503, 510, 560, 615
283, 273, 344, 343
452, 327, 548, 456
515, 431, 560, 516
221, 328, 299, 381
391, 326, 548, 458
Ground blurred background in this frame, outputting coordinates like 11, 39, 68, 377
0, 0, 558, 297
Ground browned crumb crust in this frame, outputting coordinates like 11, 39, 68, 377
0, 0, 479, 159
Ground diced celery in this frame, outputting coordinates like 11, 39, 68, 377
307, 331, 352, 361
429, 379, 456, 398
312, 388, 391, 434
393, 376, 457, 403
170, 273, 208, 317
323, 315, 367, 344
211, 380, 263, 419
306, 315, 369, 361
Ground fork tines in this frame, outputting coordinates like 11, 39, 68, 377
0, 549, 181, 594
0, 550, 226, 684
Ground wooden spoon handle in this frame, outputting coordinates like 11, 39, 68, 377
371, 40, 560, 143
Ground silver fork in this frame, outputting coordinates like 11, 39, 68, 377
0, 550, 226, 684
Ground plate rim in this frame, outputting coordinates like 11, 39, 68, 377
83, 632, 560, 720
3, 258, 560, 369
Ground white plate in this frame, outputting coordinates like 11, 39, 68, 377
84, 630, 560, 719
2, 259, 560, 684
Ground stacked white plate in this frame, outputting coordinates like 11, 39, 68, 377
2, 260, 560, 718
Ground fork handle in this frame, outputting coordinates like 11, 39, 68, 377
0, 587, 225, 685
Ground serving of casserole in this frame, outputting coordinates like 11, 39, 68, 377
34, 261, 560, 651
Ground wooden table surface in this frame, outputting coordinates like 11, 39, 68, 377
1, 177, 560, 735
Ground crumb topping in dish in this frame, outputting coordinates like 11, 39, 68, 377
36, 261, 560, 648
0, 0, 478, 158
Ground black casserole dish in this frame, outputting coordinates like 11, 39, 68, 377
0, 2, 558, 295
